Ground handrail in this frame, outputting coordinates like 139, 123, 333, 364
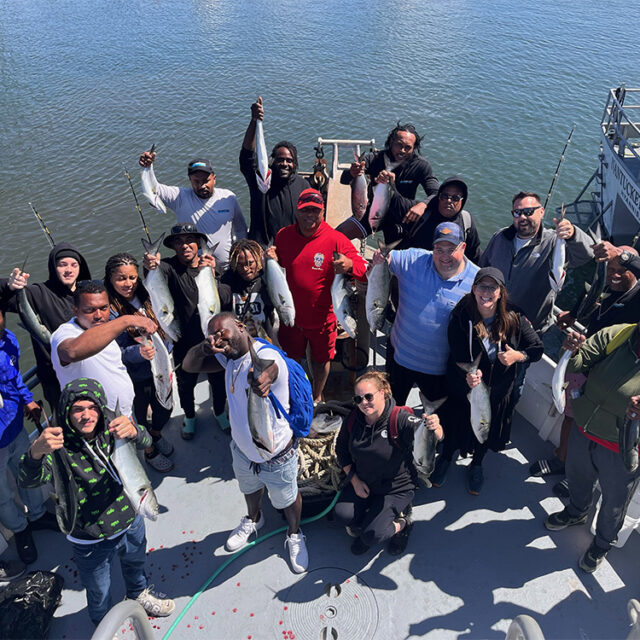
90, 600, 154, 640
22, 365, 40, 391
316, 137, 376, 178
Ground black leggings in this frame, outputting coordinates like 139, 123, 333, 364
176, 368, 226, 419
132, 379, 172, 440
334, 484, 414, 546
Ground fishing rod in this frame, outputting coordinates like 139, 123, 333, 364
123, 159, 151, 244
543, 124, 576, 217
28, 202, 56, 249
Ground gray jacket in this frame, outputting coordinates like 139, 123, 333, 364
479, 223, 593, 332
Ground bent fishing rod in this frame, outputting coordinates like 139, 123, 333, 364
123, 156, 152, 244
28, 202, 56, 249
543, 124, 576, 218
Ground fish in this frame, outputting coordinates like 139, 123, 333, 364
255, 119, 271, 194
0, 391, 3, 409
141, 233, 181, 343
365, 238, 400, 332
619, 415, 640, 473
549, 205, 567, 293
247, 341, 276, 458
17, 289, 52, 346
368, 157, 399, 232
414, 393, 447, 483
194, 241, 221, 337
111, 402, 159, 520
457, 354, 491, 443
135, 333, 174, 410
264, 256, 296, 326
351, 151, 368, 220
140, 161, 167, 214
331, 252, 357, 339
551, 349, 572, 414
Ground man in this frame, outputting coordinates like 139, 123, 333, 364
138, 151, 247, 272
480, 191, 593, 334
396, 176, 481, 263
240, 97, 309, 247
183, 312, 309, 573
373, 221, 479, 405
144, 223, 231, 438
268, 189, 368, 402
50, 280, 157, 418
337, 122, 439, 242
19, 378, 174, 624
0, 243, 91, 413
0, 308, 57, 567
544, 326, 640, 573
531, 245, 640, 489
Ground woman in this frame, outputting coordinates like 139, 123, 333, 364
433, 267, 543, 494
104, 253, 174, 472
220, 239, 277, 343
334, 370, 442, 555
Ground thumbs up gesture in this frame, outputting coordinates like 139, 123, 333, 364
497, 344, 525, 367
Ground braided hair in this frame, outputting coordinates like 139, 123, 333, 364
228, 239, 264, 274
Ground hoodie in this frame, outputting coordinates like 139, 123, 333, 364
19, 378, 151, 541
0, 243, 91, 387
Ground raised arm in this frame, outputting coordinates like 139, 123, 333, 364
242, 97, 264, 152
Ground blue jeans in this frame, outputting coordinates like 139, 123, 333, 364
72, 515, 148, 625
0, 427, 47, 532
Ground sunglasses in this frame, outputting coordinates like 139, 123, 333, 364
511, 206, 541, 218
439, 193, 463, 203
353, 391, 379, 404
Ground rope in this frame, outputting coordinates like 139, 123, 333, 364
297, 432, 345, 495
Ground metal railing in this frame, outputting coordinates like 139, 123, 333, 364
601, 85, 640, 167
316, 137, 376, 178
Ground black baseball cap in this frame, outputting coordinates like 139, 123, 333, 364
473, 266, 505, 287
187, 159, 214, 175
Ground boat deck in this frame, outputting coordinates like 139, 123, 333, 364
16, 376, 637, 640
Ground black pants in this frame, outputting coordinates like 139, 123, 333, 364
176, 368, 226, 419
387, 355, 448, 408
132, 379, 172, 439
334, 484, 414, 546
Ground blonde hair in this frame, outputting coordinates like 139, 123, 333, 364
354, 369, 392, 399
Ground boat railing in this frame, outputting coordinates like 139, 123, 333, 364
316, 137, 376, 178
601, 85, 640, 167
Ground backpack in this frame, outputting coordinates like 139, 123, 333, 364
255, 338, 314, 438
345, 405, 415, 449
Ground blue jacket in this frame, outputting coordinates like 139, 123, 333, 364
0, 329, 33, 447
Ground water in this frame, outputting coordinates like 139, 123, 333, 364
1, 0, 638, 370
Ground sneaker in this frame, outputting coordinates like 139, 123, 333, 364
466, 465, 484, 496
29, 510, 59, 532
153, 436, 174, 457
350, 537, 370, 555
388, 514, 413, 556
430, 457, 451, 488
181, 417, 196, 440
544, 507, 588, 531
13, 527, 37, 565
135, 586, 175, 617
553, 478, 570, 499
285, 530, 308, 573
145, 451, 174, 473
0, 557, 26, 581
529, 457, 565, 477
578, 540, 609, 573
225, 513, 265, 552
215, 412, 230, 432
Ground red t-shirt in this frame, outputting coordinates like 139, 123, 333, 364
275, 221, 368, 329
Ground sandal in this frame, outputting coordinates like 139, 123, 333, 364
529, 458, 565, 477
153, 436, 174, 457
181, 417, 196, 440
145, 450, 174, 473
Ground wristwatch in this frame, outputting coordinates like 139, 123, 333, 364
520, 352, 529, 363
620, 250, 632, 264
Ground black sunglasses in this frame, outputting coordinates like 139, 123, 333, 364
353, 392, 377, 404
511, 206, 541, 218
439, 193, 463, 203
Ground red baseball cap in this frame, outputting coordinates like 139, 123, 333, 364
297, 188, 324, 211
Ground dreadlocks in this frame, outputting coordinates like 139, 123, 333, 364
228, 239, 264, 274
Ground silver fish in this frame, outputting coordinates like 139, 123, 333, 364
247, 341, 276, 458
351, 151, 368, 220
195, 241, 221, 337
141, 234, 181, 343
549, 206, 567, 293
17, 289, 52, 346
331, 252, 357, 339
365, 239, 400, 332
414, 393, 447, 483
140, 164, 167, 214
551, 349, 571, 414
255, 119, 271, 194
110, 403, 159, 521
135, 333, 174, 410
457, 354, 491, 444
264, 256, 295, 326
619, 415, 640, 473
368, 158, 398, 232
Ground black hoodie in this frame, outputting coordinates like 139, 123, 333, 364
0, 243, 91, 386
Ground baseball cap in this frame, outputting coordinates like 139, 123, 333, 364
297, 188, 324, 211
187, 159, 214, 175
433, 221, 464, 245
473, 266, 505, 288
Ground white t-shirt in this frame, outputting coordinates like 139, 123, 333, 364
154, 182, 247, 272
513, 235, 532, 253
216, 344, 292, 463
51, 319, 135, 416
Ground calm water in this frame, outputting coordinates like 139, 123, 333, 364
1, 0, 638, 368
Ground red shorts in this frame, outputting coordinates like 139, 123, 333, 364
278, 320, 337, 363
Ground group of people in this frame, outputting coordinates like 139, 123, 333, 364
0, 100, 639, 626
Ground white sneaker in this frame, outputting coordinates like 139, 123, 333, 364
225, 513, 265, 551
135, 586, 175, 617
285, 530, 308, 573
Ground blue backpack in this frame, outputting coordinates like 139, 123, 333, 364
255, 338, 314, 438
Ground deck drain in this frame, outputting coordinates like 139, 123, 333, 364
277, 567, 378, 640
